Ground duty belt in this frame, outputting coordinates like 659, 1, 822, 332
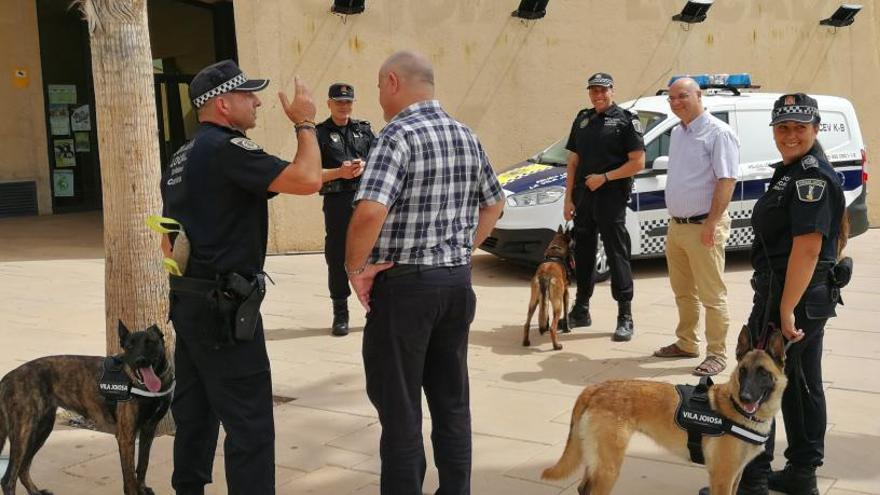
380, 264, 464, 280
320, 179, 359, 195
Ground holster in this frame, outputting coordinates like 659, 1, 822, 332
831, 256, 853, 289
222, 272, 266, 342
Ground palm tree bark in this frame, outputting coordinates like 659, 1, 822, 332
76, 1, 171, 368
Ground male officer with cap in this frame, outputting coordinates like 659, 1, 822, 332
563, 72, 645, 341
316, 83, 375, 336
160, 59, 321, 494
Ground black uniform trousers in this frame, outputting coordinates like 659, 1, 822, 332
362, 265, 476, 495
572, 188, 634, 303
170, 295, 275, 495
323, 190, 356, 300
742, 279, 829, 481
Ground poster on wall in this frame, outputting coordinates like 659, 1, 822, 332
53, 138, 76, 168
53, 169, 74, 197
49, 104, 70, 136
74, 132, 91, 152
71, 105, 91, 131
47, 84, 77, 104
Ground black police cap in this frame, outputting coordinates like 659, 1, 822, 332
189, 59, 269, 109
587, 72, 614, 88
329, 83, 355, 101
770, 93, 821, 126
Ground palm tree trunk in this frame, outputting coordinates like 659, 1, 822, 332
76, 0, 173, 433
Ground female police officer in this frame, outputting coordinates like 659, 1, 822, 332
726, 94, 848, 495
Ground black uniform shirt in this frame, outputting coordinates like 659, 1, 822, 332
750, 143, 844, 275
160, 122, 288, 279
316, 117, 374, 191
565, 103, 644, 194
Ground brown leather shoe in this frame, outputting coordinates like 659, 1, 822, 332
653, 342, 699, 358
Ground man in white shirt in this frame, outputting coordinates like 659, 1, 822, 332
652, 77, 740, 377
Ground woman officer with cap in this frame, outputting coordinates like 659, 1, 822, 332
719, 94, 849, 495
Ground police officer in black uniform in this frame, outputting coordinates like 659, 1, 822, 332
563, 72, 645, 341
316, 83, 375, 336
160, 60, 322, 495
703, 94, 848, 495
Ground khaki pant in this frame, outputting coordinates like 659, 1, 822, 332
665, 213, 731, 360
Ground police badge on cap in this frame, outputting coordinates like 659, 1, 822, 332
189, 59, 269, 109
329, 83, 355, 101
587, 72, 614, 88
770, 93, 821, 126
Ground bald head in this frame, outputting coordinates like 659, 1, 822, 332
667, 77, 704, 124
377, 50, 436, 121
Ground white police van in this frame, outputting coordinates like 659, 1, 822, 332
482, 74, 869, 279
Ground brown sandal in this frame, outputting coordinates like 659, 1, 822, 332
693, 355, 726, 376
653, 343, 699, 358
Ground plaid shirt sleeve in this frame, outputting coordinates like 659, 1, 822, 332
477, 143, 504, 207
355, 131, 410, 207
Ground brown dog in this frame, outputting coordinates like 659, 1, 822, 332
0, 322, 173, 495
542, 326, 787, 494
523, 226, 573, 351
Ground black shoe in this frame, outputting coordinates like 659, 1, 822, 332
612, 315, 634, 341
768, 464, 819, 495
331, 298, 349, 336
567, 304, 591, 328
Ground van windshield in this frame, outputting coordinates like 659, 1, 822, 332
528, 111, 666, 167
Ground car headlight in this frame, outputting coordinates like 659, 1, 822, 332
506, 186, 565, 207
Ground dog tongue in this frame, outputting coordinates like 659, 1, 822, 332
742, 402, 759, 414
140, 366, 162, 392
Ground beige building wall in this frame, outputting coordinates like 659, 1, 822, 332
235, 0, 880, 253
0, 0, 50, 214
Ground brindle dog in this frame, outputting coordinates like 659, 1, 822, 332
542, 325, 787, 495
523, 226, 574, 351
0, 322, 172, 495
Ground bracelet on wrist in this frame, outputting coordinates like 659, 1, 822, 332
294, 122, 316, 133
293, 119, 316, 126
345, 261, 367, 276
604, 172, 610, 182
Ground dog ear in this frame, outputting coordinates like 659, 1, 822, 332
557, 224, 564, 235
766, 328, 786, 368
117, 320, 130, 347
147, 324, 164, 341
735, 324, 753, 361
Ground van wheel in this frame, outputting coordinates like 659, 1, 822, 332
593, 239, 610, 283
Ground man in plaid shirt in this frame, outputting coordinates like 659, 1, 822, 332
345, 50, 505, 495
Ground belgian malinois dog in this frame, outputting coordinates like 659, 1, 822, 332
524, 226, 573, 351
542, 325, 787, 494
0, 322, 173, 495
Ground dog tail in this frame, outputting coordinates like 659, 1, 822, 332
542, 388, 591, 480
538, 276, 550, 334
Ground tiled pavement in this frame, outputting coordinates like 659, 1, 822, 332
1, 212, 878, 494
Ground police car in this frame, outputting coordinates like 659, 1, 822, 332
482, 74, 869, 280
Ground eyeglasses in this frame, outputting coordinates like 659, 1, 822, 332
667, 93, 692, 102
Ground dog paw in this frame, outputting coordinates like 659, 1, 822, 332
141, 487, 155, 495
522, 339, 530, 347
36, 490, 54, 495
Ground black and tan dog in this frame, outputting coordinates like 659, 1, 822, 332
542, 326, 787, 495
523, 226, 573, 351
0, 322, 173, 495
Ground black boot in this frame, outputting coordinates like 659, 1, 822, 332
331, 298, 349, 336
612, 301, 634, 342
768, 464, 819, 495
567, 298, 591, 328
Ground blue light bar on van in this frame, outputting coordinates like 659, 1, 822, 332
667, 73, 752, 88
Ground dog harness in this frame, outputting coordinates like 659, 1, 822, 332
98, 356, 176, 404
674, 376, 770, 464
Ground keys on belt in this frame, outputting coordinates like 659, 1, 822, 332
671, 213, 709, 225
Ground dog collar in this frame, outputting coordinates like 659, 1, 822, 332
729, 395, 766, 423
131, 380, 176, 398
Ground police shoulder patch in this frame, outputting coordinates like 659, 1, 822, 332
632, 118, 643, 134
801, 155, 818, 170
796, 178, 826, 203
229, 137, 262, 151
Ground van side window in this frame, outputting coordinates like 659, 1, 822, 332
712, 112, 729, 124
645, 128, 672, 168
